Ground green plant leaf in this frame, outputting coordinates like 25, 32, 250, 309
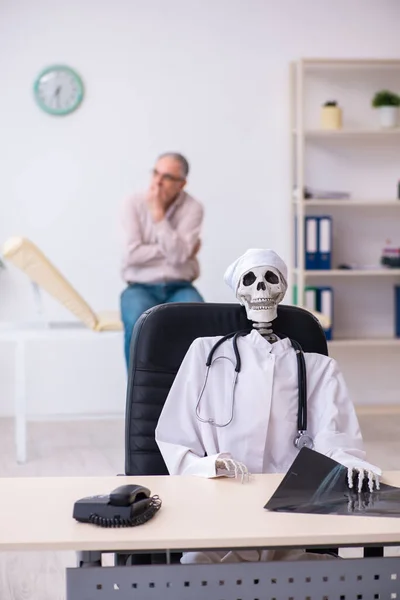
372, 90, 400, 107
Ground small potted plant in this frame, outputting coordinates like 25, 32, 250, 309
320, 100, 342, 130
372, 90, 400, 129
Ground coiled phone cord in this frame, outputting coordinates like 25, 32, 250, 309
88, 495, 162, 528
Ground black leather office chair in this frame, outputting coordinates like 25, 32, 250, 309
123, 301, 382, 561
125, 302, 328, 476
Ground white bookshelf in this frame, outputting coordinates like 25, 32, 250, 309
290, 58, 400, 346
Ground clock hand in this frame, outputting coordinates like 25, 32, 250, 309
54, 86, 61, 108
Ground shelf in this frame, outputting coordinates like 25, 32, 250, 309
293, 129, 400, 139
294, 269, 400, 277
294, 200, 400, 207
328, 338, 400, 348
301, 58, 400, 68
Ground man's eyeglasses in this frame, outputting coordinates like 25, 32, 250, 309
151, 169, 184, 183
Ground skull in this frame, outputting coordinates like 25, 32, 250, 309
236, 265, 287, 323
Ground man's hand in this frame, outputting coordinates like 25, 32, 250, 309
148, 185, 166, 223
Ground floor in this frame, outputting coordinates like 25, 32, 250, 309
0, 414, 399, 599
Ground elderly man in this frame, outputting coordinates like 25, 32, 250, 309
120, 152, 204, 367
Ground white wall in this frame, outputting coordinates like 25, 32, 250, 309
0, 0, 400, 417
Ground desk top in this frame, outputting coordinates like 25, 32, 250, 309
2, 473, 400, 552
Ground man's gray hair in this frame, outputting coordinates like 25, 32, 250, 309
158, 152, 190, 178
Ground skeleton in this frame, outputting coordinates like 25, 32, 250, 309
216, 262, 379, 493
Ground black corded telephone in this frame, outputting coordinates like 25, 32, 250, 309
73, 484, 162, 528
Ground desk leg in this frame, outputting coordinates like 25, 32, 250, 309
77, 551, 102, 568
364, 546, 384, 557
15, 339, 27, 464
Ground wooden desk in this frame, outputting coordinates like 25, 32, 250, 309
1, 473, 400, 599
1, 473, 400, 552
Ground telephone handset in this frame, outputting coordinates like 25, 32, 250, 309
73, 484, 162, 528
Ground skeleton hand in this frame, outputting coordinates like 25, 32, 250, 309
215, 458, 250, 483
347, 467, 380, 493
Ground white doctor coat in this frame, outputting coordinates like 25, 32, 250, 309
155, 330, 380, 478
155, 330, 380, 564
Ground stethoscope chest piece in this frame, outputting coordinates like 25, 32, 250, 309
294, 431, 314, 450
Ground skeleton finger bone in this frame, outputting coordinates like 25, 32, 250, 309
367, 471, 381, 493
347, 467, 354, 489
371, 472, 380, 492
238, 462, 250, 484
216, 458, 250, 483
347, 467, 380, 493
357, 469, 365, 493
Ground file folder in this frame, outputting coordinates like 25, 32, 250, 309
305, 217, 318, 270
318, 286, 333, 341
318, 216, 332, 270
395, 286, 400, 338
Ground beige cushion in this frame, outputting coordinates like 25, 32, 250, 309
2, 237, 122, 332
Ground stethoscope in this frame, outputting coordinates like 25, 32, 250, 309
195, 330, 314, 451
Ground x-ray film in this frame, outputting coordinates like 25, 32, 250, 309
265, 448, 400, 517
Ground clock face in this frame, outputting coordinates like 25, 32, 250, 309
34, 65, 84, 116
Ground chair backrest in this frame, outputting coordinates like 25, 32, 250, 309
125, 302, 328, 475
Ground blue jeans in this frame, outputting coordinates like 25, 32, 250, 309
120, 280, 204, 367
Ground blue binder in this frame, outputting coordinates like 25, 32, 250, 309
395, 286, 400, 338
305, 217, 318, 270
318, 216, 332, 270
318, 286, 334, 341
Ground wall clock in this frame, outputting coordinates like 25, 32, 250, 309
33, 65, 84, 116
